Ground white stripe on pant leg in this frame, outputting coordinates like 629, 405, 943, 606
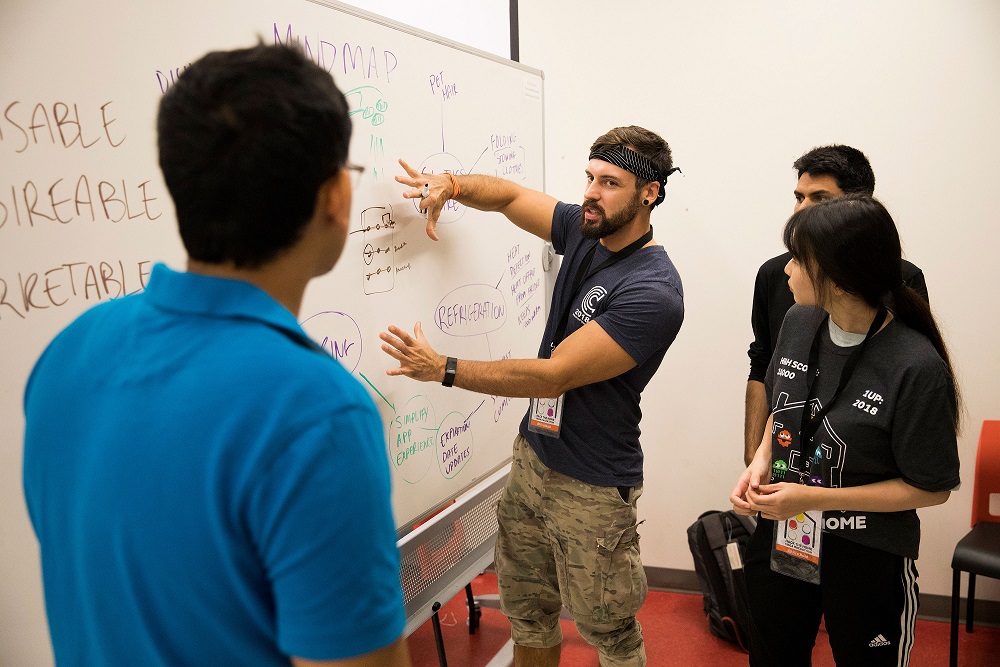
897, 558, 918, 667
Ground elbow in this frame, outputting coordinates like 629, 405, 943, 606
928, 490, 951, 507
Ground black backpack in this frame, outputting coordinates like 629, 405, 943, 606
686, 510, 757, 652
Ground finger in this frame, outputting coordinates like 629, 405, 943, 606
414, 321, 424, 340
398, 158, 421, 179
385, 324, 414, 346
425, 199, 444, 238
378, 331, 407, 350
380, 343, 407, 363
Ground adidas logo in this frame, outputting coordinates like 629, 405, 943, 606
869, 634, 892, 648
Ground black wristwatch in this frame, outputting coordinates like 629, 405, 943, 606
442, 357, 458, 387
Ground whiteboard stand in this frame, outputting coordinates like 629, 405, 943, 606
398, 463, 510, 645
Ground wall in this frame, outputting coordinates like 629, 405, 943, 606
519, 0, 1000, 601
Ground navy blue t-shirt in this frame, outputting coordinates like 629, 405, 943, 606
518, 202, 684, 487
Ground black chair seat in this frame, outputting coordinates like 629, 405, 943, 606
951, 523, 1000, 580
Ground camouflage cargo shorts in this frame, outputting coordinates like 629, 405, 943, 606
494, 434, 647, 666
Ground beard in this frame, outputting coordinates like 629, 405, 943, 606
580, 191, 642, 240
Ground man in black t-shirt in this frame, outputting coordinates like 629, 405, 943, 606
383, 126, 684, 667
743, 145, 929, 465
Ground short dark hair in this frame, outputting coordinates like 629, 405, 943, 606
157, 43, 352, 268
590, 126, 673, 208
793, 145, 875, 196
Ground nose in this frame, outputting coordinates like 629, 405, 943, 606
784, 259, 794, 277
584, 180, 601, 201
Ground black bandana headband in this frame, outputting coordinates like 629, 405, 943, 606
588, 144, 681, 206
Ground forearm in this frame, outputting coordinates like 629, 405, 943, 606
452, 173, 523, 213
450, 357, 566, 399
806, 478, 950, 514
744, 381, 769, 466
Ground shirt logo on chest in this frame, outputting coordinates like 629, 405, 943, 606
573, 285, 607, 325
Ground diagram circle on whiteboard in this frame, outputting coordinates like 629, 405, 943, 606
416, 153, 465, 224
437, 411, 473, 479
388, 394, 436, 484
300, 311, 363, 373
434, 284, 507, 337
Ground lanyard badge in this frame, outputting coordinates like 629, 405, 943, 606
769, 306, 887, 585
528, 396, 565, 436
771, 511, 824, 584
529, 227, 654, 440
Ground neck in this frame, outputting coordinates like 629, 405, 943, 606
187, 256, 310, 317
600, 216, 654, 252
826, 296, 881, 335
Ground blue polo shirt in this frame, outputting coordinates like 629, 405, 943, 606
23, 264, 404, 665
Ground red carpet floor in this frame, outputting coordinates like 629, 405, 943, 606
407, 573, 1000, 666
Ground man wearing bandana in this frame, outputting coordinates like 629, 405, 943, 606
383, 126, 684, 666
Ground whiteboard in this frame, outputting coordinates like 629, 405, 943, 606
0, 0, 546, 533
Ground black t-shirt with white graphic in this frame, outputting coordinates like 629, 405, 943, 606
518, 202, 684, 487
765, 305, 960, 559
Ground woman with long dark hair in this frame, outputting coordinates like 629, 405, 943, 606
731, 194, 961, 666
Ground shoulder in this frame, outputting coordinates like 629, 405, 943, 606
551, 202, 581, 253
783, 304, 824, 327
879, 320, 948, 375
757, 251, 791, 277
619, 246, 684, 301
900, 258, 922, 276
772, 305, 823, 345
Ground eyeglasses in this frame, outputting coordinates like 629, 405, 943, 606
345, 162, 365, 190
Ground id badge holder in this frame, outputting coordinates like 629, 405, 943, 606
770, 510, 823, 585
527, 395, 564, 437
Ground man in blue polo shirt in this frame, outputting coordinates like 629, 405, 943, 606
23, 44, 410, 666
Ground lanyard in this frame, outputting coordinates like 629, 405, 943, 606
550, 226, 654, 349
793, 305, 888, 481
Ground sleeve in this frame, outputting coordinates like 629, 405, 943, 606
906, 269, 929, 304
748, 263, 774, 383
595, 277, 684, 366
550, 201, 580, 256
890, 363, 960, 492
249, 403, 405, 661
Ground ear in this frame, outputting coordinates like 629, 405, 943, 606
317, 168, 351, 230
642, 181, 661, 206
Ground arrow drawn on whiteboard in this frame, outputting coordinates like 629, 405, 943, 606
468, 146, 490, 175
465, 400, 485, 424
359, 372, 394, 411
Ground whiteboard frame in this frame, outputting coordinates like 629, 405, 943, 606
307, 0, 541, 77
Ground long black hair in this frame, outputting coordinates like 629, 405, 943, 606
783, 194, 961, 428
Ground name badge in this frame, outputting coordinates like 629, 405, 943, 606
770, 510, 823, 584
527, 395, 564, 437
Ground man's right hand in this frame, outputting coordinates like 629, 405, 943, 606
395, 158, 452, 240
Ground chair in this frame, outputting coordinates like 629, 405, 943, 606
950, 419, 1000, 667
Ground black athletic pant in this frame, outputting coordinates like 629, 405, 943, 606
744, 518, 918, 666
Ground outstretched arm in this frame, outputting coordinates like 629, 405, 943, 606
396, 159, 558, 242
380, 318, 636, 398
